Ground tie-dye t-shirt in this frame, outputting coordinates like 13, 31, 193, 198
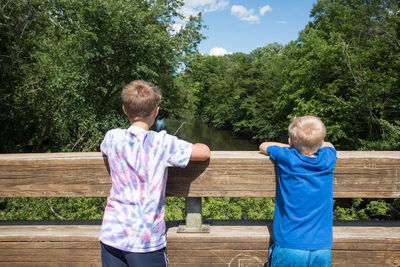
100, 126, 193, 252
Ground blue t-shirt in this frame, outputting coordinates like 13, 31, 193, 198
267, 146, 337, 250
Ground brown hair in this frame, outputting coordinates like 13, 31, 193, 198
121, 80, 161, 121
288, 116, 326, 154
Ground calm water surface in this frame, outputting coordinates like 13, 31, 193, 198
154, 119, 257, 151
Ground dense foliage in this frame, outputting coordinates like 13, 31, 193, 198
0, 0, 203, 153
2, 196, 399, 221
1, 0, 400, 221
0, 0, 205, 221
178, 0, 400, 151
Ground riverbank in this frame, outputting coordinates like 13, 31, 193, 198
155, 119, 258, 151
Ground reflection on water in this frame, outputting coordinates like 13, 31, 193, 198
154, 119, 257, 151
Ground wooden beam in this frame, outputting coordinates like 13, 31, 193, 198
0, 151, 399, 198
0, 221, 399, 266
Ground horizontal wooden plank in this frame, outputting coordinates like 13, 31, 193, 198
0, 151, 399, 198
332, 251, 400, 265
0, 253, 100, 263
0, 225, 100, 242
0, 241, 100, 249
168, 251, 267, 265
1, 222, 399, 245
0, 222, 398, 266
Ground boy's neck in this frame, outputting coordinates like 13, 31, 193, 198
126, 106, 158, 132
130, 116, 155, 131
301, 152, 316, 157
131, 121, 150, 131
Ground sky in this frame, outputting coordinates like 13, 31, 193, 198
176, 0, 318, 55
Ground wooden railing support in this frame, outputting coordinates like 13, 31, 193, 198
178, 197, 210, 233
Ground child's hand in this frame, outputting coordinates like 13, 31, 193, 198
259, 142, 289, 155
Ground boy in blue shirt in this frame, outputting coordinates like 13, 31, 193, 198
259, 116, 337, 267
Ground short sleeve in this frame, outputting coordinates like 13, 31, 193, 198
166, 135, 193, 168
100, 131, 109, 155
324, 147, 337, 158
320, 147, 337, 165
267, 145, 283, 161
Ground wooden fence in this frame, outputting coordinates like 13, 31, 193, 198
0, 151, 399, 266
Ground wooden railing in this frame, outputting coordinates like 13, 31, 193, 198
0, 151, 399, 266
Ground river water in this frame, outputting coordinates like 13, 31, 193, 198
154, 119, 258, 151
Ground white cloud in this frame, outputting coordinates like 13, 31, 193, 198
180, 5, 200, 19
209, 47, 232, 56
168, 23, 184, 35
259, 5, 272, 16
231, 5, 259, 23
180, 0, 229, 20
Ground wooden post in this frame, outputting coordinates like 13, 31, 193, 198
177, 197, 210, 233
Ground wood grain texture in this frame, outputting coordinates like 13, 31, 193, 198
1, 222, 399, 266
0, 151, 399, 198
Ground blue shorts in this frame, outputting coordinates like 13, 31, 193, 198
101, 242, 168, 267
267, 244, 331, 267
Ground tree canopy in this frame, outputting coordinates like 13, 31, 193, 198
177, 0, 400, 150
0, 0, 203, 152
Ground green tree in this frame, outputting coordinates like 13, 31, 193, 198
177, 43, 289, 141
0, 0, 204, 221
280, 0, 400, 149
0, 0, 204, 153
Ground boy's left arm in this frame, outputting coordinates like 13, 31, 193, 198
321, 141, 335, 149
259, 142, 289, 155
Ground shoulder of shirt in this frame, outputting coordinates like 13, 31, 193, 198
147, 130, 181, 144
319, 146, 337, 152
319, 147, 337, 157
149, 129, 168, 138
105, 128, 124, 136
152, 130, 180, 139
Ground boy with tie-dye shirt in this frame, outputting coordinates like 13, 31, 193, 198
100, 80, 210, 267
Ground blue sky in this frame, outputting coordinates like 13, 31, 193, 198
177, 0, 318, 55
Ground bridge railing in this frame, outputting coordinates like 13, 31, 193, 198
0, 151, 399, 266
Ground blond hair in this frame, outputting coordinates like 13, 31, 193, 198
121, 80, 161, 121
288, 116, 326, 154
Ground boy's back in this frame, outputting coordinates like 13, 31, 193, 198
100, 126, 193, 252
267, 145, 336, 250
260, 116, 337, 267
99, 80, 209, 267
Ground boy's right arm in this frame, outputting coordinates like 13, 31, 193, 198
190, 143, 210, 161
259, 142, 289, 155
